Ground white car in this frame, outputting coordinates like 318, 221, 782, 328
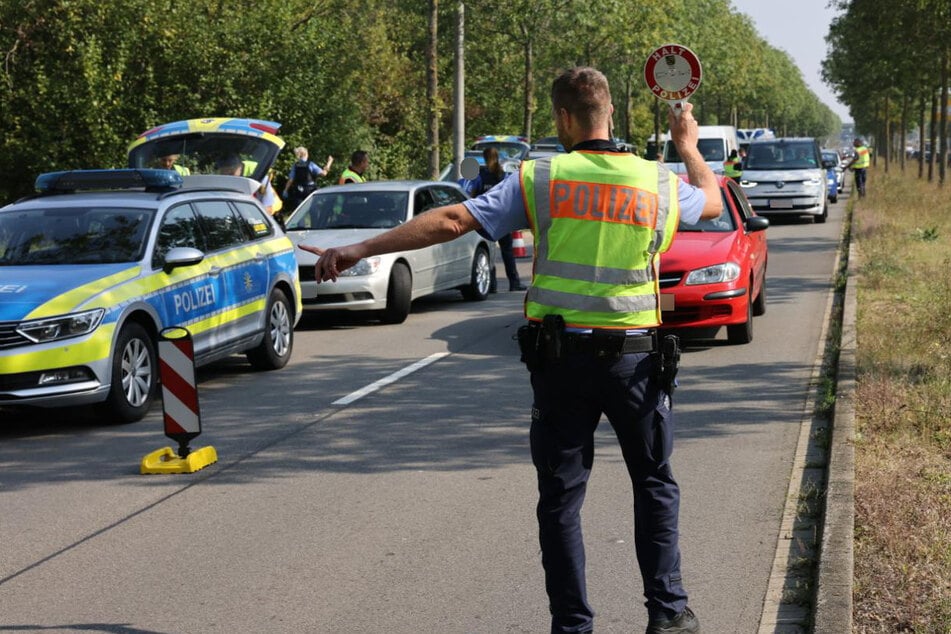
740, 138, 829, 224
285, 181, 497, 323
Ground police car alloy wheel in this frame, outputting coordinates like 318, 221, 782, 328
247, 288, 294, 370
103, 322, 158, 423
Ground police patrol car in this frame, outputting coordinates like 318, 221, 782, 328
0, 120, 302, 422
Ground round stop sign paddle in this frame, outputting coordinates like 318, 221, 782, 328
644, 44, 702, 116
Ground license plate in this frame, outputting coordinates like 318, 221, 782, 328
769, 199, 794, 209
660, 294, 675, 311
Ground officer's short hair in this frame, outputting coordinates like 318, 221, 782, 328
551, 66, 612, 130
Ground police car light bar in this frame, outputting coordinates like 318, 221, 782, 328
35, 169, 183, 193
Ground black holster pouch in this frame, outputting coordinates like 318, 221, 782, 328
655, 334, 681, 395
516, 315, 565, 372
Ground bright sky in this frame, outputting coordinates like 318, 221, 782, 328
730, 0, 851, 122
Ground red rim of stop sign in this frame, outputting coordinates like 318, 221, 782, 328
643, 44, 702, 102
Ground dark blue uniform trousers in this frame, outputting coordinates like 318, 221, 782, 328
529, 349, 688, 633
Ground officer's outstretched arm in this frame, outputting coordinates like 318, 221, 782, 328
304, 204, 483, 283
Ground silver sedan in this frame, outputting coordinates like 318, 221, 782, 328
285, 181, 497, 324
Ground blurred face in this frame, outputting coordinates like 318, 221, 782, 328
157, 155, 179, 169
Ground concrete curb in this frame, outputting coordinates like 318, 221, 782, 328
814, 236, 857, 630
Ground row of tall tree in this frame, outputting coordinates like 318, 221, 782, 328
823, 0, 951, 183
0, 0, 842, 203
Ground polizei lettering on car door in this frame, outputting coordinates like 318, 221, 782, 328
551, 182, 658, 226
173, 282, 216, 316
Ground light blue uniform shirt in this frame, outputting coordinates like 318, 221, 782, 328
463, 168, 706, 240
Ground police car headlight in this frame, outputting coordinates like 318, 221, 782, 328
339, 257, 382, 277
685, 263, 741, 285
16, 308, 105, 343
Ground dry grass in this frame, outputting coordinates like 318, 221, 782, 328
852, 168, 951, 633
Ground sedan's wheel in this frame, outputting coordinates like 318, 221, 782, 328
726, 290, 754, 345
815, 203, 828, 224
461, 247, 491, 301
381, 263, 412, 324
247, 287, 294, 370
752, 274, 767, 316
102, 322, 157, 423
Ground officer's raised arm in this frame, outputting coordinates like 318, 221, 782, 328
669, 103, 722, 220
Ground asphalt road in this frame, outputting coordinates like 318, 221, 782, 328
0, 201, 844, 634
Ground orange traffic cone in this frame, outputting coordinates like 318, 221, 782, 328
512, 231, 528, 258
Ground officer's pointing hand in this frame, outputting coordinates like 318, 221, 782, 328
299, 243, 362, 283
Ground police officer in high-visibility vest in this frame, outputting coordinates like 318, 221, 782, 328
723, 148, 742, 182
846, 137, 870, 197
302, 66, 721, 634
338, 150, 369, 184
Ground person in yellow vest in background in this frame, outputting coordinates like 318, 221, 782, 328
723, 148, 742, 182
156, 153, 190, 176
301, 66, 721, 634
338, 150, 369, 184
845, 137, 870, 197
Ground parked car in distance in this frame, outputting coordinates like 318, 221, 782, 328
439, 135, 529, 182
285, 181, 497, 324
740, 137, 829, 223
822, 148, 844, 196
0, 168, 302, 422
659, 175, 768, 345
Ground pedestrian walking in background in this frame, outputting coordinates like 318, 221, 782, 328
300, 66, 720, 634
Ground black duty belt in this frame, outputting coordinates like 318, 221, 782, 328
527, 323, 657, 356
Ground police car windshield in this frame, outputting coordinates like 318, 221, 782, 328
0, 207, 154, 265
284, 191, 409, 230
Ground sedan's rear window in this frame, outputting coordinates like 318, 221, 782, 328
0, 206, 154, 265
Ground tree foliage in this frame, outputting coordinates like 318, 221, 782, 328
1, 0, 843, 202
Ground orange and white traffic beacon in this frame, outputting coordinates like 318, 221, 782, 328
140, 327, 218, 474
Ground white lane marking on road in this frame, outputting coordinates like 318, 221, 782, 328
332, 352, 450, 405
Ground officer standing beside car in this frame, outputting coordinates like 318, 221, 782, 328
845, 137, 870, 197
301, 66, 720, 634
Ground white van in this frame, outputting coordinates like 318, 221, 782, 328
662, 125, 739, 175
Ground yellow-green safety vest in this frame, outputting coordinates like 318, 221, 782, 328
853, 146, 870, 169
521, 151, 681, 329
723, 158, 742, 178
339, 168, 365, 184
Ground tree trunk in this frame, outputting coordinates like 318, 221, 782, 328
426, 0, 440, 180
928, 89, 937, 182
522, 37, 534, 139
939, 48, 948, 187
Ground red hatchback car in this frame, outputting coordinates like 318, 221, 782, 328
658, 175, 768, 344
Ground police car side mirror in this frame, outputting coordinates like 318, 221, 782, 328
822, 159, 837, 169
163, 246, 205, 274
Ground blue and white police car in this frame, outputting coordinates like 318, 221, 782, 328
0, 167, 302, 422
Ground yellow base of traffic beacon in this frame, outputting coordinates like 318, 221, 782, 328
140, 446, 218, 474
